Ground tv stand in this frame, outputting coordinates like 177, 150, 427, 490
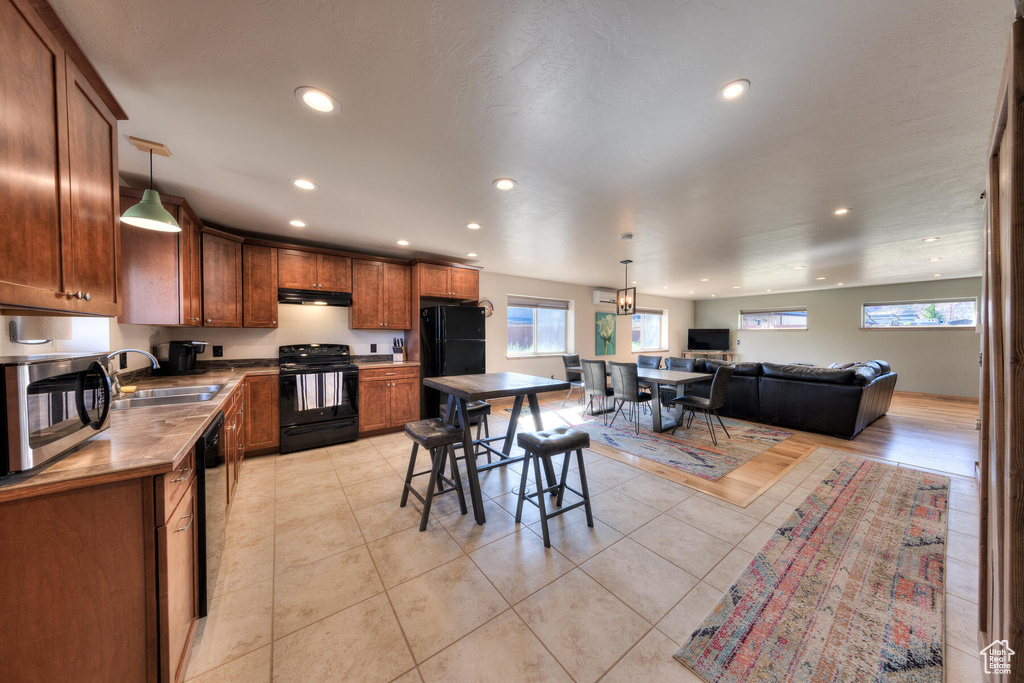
681, 350, 735, 361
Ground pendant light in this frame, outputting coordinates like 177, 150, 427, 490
121, 145, 180, 232
616, 260, 636, 316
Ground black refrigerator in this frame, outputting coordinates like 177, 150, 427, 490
421, 305, 487, 417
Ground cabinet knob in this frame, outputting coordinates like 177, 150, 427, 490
272, 320, 276, 325
84, 292, 91, 301
206, 319, 212, 323
66, 291, 84, 300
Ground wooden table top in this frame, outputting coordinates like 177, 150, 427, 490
566, 366, 712, 386
423, 372, 570, 400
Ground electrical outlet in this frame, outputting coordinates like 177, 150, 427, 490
370, 343, 377, 353
736, 339, 741, 346
212, 345, 223, 357
119, 352, 127, 370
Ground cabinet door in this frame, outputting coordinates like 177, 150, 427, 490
351, 259, 383, 329
318, 254, 352, 292
178, 210, 193, 325
244, 375, 279, 453
0, 0, 70, 311
65, 58, 120, 316
450, 267, 479, 301
188, 215, 202, 326
158, 478, 197, 683
358, 380, 390, 432
278, 249, 318, 289
118, 191, 182, 325
243, 245, 278, 328
419, 264, 450, 298
389, 377, 420, 427
383, 263, 411, 329
179, 205, 203, 326
202, 233, 243, 327
235, 391, 245, 474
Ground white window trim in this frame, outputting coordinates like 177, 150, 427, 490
860, 297, 978, 329
739, 306, 808, 331
506, 295, 573, 358
632, 308, 668, 353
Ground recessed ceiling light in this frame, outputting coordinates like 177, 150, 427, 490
466, 252, 477, 258
396, 240, 409, 246
467, 223, 481, 230
663, 286, 668, 290
632, 280, 638, 284
493, 178, 516, 190
294, 86, 340, 114
719, 79, 750, 100
291, 178, 318, 190
733, 286, 741, 289
837, 282, 844, 286
711, 294, 716, 297
934, 273, 942, 277
792, 266, 805, 270
689, 290, 694, 294
928, 257, 941, 262
833, 208, 851, 216
288, 219, 306, 228
766, 289, 772, 292
700, 278, 709, 282
923, 236, 939, 242
816, 277, 826, 280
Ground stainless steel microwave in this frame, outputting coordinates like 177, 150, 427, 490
1, 353, 112, 476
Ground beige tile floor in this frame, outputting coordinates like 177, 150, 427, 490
185, 419, 984, 682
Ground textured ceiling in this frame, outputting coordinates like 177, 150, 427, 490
53, 0, 1008, 299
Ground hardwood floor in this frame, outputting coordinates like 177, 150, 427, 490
488, 390, 980, 507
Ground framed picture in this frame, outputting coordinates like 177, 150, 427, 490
596, 312, 616, 356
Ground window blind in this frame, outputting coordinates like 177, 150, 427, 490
507, 295, 571, 310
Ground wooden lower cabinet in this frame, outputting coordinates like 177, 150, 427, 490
157, 478, 198, 683
358, 366, 420, 434
244, 374, 279, 454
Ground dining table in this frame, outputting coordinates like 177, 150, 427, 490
567, 365, 713, 433
423, 372, 570, 524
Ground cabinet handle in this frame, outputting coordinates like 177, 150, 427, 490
385, 372, 396, 376
175, 514, 194, 532
170, 467, 192, 483
226, 424, 236, 431
66, 291, 84, 300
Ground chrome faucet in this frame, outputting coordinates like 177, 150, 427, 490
106, 348, 160, 397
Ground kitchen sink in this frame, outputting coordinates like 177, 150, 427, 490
111, 384, 223, 410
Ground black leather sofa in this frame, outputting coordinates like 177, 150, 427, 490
666, 358, 897, 439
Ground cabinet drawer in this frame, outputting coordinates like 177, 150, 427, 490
360, 366, 420, 382
156, 447, 195, 524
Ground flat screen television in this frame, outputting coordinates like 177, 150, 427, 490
687, 328, 730, 351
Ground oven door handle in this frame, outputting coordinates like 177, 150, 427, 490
75, 361, 112, 430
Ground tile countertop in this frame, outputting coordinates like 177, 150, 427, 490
354, 360, 421, 369
0, 366, 279, 504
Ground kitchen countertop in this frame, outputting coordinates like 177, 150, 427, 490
0, 366, 278, 504
354, 360, 420, 369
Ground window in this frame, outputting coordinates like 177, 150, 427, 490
862, 298, 977, 328
632, 309, 665, 352
507, 295, 570, 356
740, 307, 808, 330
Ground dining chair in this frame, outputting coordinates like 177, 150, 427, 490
560, 354, 584, 406
581, 359, 613, 425
661, 357, 696, 405
671, 366, 734, 445
608, 362, 652, 434
636, 355, 662, 414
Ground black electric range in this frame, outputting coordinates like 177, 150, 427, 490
278, 344, 359, 453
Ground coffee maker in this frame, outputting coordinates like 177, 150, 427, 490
154, 340, 208, 375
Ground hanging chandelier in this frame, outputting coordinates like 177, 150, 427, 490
616, 260, 636, 316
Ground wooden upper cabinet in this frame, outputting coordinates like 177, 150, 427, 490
351, 259, 383, 329
450, 267, 479, 300
277, 249, 318, 289
202, 232, 243, 327
278, 249, 352, 292
0, 0, 123, 316
383, 263, 411, 329
242, 245, 278, 328
179, 207, 202, 326
419, 264, 450, 298
318, 254, 352, 292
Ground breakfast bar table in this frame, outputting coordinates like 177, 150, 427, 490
423, 372, 570, 524
567, 365, 713, 433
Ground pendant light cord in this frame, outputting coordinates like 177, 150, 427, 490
149, 150, 154, 190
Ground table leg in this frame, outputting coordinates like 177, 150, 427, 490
456, 397, 486, 524
650, 382, 663, 432
502, 395, 525, 456
526, 393, 558, 489
671, 384, 688, 432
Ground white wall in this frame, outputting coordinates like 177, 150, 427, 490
1, 315, 163, 371
693, 277, 982, 398
479, 271, 695, 381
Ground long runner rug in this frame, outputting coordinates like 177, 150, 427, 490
506, 400, 790, 481
675, 456, 949, 682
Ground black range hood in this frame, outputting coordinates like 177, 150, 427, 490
278, 288, 352, 307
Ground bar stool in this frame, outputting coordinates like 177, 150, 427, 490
439, 400, 493, 461
400, 419, 467, 531
514, 426, 594, 547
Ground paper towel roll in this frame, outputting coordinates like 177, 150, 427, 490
13, 316, 73, 343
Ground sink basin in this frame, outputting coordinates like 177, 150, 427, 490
111, 384, 223, 410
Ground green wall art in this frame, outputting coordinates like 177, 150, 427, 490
596, 312, 616, 355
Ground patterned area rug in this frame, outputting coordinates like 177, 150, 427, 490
505, 400, 790, 481
675, 456, 949, 682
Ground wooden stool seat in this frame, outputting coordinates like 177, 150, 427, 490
401, 419, 468, 530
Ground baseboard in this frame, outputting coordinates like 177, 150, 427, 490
893, 390, 979, 404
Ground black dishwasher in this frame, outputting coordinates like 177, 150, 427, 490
195, 410, 225, 618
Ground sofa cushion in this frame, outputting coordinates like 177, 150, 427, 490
871, 360, 892, 374
664, 357, 696, 372
828, 362, 855, 370
761, 363, 857, 385
705, 359, 763, 376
